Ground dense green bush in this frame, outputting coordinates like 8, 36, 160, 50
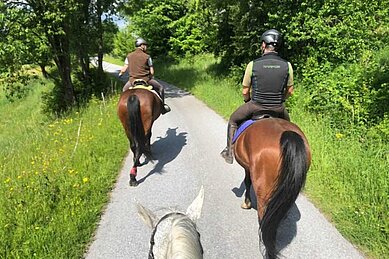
111, 27, 135, 59
299, 47, 389, 130
122, 0, 187, 57
2, 73, 32, 102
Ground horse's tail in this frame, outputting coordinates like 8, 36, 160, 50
261, 131, 309, 259
127, 95, 152, 160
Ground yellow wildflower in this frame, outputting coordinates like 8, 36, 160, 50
335, 133, 344, 139
82, 177, 89, 183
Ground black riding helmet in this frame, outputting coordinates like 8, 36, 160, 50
135, 38, 148, 47
260, 29, 282, 50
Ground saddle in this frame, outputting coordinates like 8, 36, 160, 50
131, 79, 153, 90
232, 110, 283, 143
251, 110, 282, 120
129, 80, 162, 101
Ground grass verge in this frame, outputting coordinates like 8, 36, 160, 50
0, 78, 128, 258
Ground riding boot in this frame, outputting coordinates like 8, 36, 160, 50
220, 123, 237, 164
160, 88, 171, 114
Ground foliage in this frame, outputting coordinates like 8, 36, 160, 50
2, 0, 122, 112
41, 68, 120, 117
0, 78, 128, 258
123, 0, 187, 57
2, 73, 34, 102
120, 0, 213, 58
363, 47, 389, 123
0, 2, 51, 77
299, 46, 389, 128
298, 111, 389, 258
210, 0, 389, 68
168, 2, 214, 56
111, 27, 136, 59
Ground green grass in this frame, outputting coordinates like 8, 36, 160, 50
103, 55, 124, 66
293, 111, 388, 258
156, 55, 243, 118
155, 54, 388, 258
0, 78, 128, 258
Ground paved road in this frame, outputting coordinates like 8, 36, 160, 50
85, 61, 364, 259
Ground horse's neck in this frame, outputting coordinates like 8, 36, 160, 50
160, 216, 203, 259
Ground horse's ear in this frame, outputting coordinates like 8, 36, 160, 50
135, 200, 157, 229
186, 185, 204, 222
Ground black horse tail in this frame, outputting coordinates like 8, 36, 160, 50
261, 131, 309, 259
127, 95, 152, 160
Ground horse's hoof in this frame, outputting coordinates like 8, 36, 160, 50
129, 180, 138, 187
241, 202, 252, 209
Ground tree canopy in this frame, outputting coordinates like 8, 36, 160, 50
1, 0, 119, 113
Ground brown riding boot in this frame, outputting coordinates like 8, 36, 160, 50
220, 123, 237, 164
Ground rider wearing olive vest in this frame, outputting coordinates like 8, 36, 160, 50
220, 29, 294, 164
119, 38, 171, 114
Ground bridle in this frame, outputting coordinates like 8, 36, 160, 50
148, 212, 186, 259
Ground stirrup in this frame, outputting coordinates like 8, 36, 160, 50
161, 104, 171, 114
220, 147, 233, 164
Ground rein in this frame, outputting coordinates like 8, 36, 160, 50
148, 212, 186, 259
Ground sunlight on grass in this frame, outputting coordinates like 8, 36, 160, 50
0, 79, 128, 258
103, 55, 124, 66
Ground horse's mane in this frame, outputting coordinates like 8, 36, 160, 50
169, 213, 203, 258
156, 208, 203, 259
137, 187, 204, 259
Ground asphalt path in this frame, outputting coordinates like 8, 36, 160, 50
85, 61, 364, 259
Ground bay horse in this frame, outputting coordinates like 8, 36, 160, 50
234, 118, 311, 259
136, 186, 204, 259
117, 86, 162, 186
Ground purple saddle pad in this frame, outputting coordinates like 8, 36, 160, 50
232, 120, 255, 143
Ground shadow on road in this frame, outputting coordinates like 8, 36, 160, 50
159, 80, 191, 99
277, 203, 300, 253
232, 180, 300, 254
137, 127, 188, 184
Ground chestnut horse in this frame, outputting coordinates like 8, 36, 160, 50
234, 118, 311, 259
117, 87, 162, 186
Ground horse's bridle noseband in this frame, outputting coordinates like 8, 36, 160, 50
148, 212, 185, 259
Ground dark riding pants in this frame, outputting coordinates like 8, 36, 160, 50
229, 101, 290, 127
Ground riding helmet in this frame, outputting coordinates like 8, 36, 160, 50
135, 38, 148, 47
260, 29, 282, 49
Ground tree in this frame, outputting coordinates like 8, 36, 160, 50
3, 0, 122, 111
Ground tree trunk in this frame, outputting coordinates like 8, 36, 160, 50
39, 64, 49, 78
96, 0, 104, 73
49, 30, 75, 107
78, 0, 91, 83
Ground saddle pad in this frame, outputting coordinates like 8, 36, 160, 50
232, 120, 255, 143
129, 85, 162, 101
131, 85, 153, 90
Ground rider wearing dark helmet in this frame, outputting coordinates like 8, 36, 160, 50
119, 38, 171, 114
220, 29, 294, 164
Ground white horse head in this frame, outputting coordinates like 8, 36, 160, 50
136, 186, 204, 259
